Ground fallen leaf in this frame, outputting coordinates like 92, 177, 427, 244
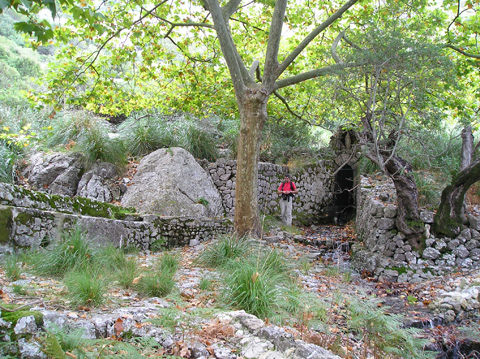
114, 318, 124, 337
132, 274, 144, 284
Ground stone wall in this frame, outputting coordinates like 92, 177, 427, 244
0, 183, 232, 251
0, 156, 336, 250
352, 174, 480, 283
205, 159, 335, 223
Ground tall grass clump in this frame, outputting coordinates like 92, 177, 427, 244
0, 143, 18, 183
222, 248, 294, 319
31, 226, 94, 278
195, 234, 249, 268
3, 253, 22, 281
183, 123, 218, 161
217, 117, 239, 159
137, 252, 179, 297
116, 258, 138, 289
64, 268, 106, 307
96, 243, 140, 288
44, 111, 126, 168
118, 114, 175, 157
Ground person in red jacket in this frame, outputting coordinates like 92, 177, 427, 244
277, 174, 298, 226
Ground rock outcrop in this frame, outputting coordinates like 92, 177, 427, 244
121, 148, 224, 217
76, 161, 119, 202
27, 152, 84, 197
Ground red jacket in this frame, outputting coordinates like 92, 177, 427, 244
278, 181, 296, 192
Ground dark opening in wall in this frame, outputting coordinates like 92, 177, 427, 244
333, 165, 355, 225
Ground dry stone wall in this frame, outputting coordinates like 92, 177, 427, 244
352, 174, 480, 283
0, 183, 232, 252
205, 159, 334, 223
0, 156, 335, 251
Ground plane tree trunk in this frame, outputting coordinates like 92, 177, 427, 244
234, 87, 268, 237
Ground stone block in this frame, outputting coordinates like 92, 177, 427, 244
423, 247, 441, 260
420, 210, 435, 224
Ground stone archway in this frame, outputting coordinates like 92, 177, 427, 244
333, 164, 355, 225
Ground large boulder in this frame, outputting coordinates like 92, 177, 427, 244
121, 148, 224, 217
76, 162, 119, 202
26, 152, 84, 197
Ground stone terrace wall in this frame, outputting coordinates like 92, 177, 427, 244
0, 183, 232, 251
352, 174, 480, 283
205, 159, 334, 223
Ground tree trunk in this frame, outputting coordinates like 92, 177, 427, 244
233, 87, 269, 238
461, 125, 474, 170
433, 157, 480, 238
384, 157, 424, 249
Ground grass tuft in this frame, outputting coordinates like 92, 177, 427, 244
32, 226, 94, 278
136, 252, 179, 297
64, 268, 106, 308
195, 234, 249, 268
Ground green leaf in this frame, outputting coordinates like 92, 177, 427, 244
13, 21, 36, 34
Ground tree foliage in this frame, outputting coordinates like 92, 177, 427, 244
2, 0, 480, 237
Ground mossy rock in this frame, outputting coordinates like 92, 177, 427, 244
385, 266, 408, 275
0, 303, 44, 327
0, 207, 13, 244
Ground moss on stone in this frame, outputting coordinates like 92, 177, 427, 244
292, 211, 314, 226
0, 303, 44, 327
386, 266, 408, 275
15, 211, 34, 225
0, 207, 13, 244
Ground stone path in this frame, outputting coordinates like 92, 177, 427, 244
1, 225, 480, 358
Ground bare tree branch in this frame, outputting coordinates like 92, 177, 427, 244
204, 0, 252, 95
275, 0, 359, 79
274, 62, 360, 90
263, 0, 287, 87
445, 44, 480, 59
331, 30, 346, 64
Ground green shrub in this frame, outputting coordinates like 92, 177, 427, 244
12, 56, 42, 77
0, 143, 17, 183
0, 17, 24, 46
